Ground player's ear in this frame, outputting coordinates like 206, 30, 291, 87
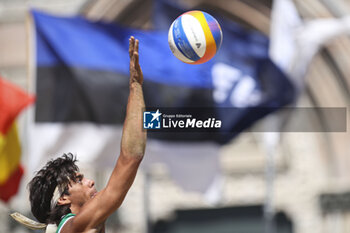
57, 195, 71, 205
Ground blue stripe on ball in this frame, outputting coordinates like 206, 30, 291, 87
172, 16, 201, 61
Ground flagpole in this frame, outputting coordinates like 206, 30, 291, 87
23, 10, 34, 183
25, 9, 36, 172
143, 168, 151, 233
262, 116, 280, 233
24, 11, 30, 169
264, 134, 277, 233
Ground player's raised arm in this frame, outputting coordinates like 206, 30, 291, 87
121, 36, 146, 159
64, 36, 147, 232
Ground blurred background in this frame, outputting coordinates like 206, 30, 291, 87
1, 0, 350, 233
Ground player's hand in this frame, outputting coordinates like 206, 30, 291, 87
129, 36, 143, 85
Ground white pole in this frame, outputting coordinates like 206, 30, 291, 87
264, 132, 278, 233
262, 115, 280, 233
143, 169, 151, 233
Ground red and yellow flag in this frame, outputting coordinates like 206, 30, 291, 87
0, 77, 34, 202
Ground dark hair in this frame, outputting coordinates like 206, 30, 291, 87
28, 153, 79, 225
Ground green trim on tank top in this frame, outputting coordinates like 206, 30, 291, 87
56, 213, 76, 233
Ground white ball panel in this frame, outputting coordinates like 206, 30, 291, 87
181, 14, 206, 58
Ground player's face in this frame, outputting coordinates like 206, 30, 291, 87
67, 173, 98, 206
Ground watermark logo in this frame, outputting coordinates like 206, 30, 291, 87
143, 109, 162, 129
143, 108, 222, 131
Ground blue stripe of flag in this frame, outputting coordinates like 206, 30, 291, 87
32, 10, 214, 88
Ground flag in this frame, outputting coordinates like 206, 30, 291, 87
29, 6, 295, 196
0, 77, 34, 202
270, 0, 350, 90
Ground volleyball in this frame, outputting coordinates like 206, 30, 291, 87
168, 10, 223, 64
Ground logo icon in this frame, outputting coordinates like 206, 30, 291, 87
143, 109, 162, 129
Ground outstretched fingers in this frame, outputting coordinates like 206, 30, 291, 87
129, 36, 135, 58
134, 39, 139, 54
129, 36, 143, 84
